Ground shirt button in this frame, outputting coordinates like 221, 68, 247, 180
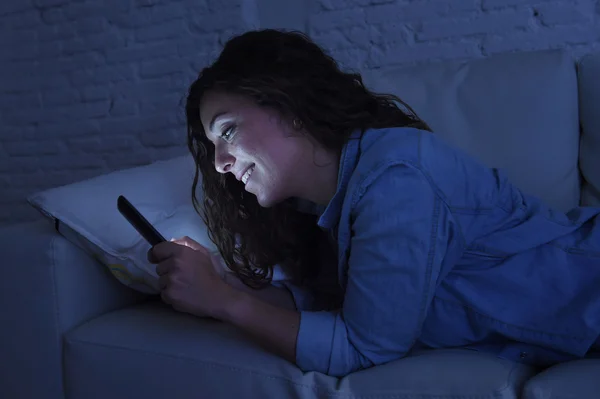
520, 352, 528, 359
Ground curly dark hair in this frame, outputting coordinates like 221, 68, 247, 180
185, 29, 431, 289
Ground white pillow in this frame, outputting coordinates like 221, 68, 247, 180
28, 154, 290, 293
27, 155, 219, 294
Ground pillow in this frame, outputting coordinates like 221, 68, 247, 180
361, 49, 581, 212
28, 155, 220, 294
578, 50, 600, 207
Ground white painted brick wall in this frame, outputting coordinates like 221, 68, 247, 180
306, 0, 600, 70
0, 0, 255, 225
1, 0, 599, 226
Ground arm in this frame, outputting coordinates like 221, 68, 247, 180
210, 247, 306, 312
217, 163, 454, 376
218, 267, 334, 363
219, 288, 301, 364
221, 232, 341, 312
222, 271, 297, 311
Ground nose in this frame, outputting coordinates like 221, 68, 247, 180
214, 144, 235, 174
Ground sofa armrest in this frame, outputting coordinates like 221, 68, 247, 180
0, 220, 148, 399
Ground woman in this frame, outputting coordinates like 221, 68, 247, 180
149, 29, 600, 377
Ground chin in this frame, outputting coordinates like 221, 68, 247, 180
255, 195, 277, 208
254, 189, 285, 208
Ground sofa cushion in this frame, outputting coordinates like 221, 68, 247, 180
577, 50, 600, 207
0, 221, 145, 399
522, 359, 600, 399
64, 302, 536, 399
362, 49, 580, 212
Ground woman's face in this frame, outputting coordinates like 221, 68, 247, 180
199, 90, 326, 207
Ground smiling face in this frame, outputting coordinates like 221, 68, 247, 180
199, 90, 336, 207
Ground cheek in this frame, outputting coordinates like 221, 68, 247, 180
231, 138, 257, 161
267, 143, 297, 169
248, 130, 306, 173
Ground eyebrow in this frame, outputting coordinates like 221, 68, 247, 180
209, 111, 228, 133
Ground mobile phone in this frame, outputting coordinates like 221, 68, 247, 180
117, 195, 166, 246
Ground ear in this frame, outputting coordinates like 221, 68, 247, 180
292, 118, 303, 130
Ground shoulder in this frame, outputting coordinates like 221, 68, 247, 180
349, 127, 441, 193
345, 130, 441, 212
355, 127, 457, 172
358, 127, 425, 162
350, 126, 510, 211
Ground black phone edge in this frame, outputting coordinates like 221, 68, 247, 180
117, 195, 167, 246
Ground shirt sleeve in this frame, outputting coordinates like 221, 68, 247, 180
295, 163, 451, 377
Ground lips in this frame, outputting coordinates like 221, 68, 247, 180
237, 164, 255, 183
241, 165, 255, 185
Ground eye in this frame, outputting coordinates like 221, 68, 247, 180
220, 126, 236, 142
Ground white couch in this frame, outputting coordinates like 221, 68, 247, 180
2, 48, 600, 399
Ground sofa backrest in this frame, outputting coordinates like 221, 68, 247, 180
577, 51, 600, 207
361, 49, 581, 212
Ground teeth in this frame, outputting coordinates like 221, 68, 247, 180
241, 166, 254, 185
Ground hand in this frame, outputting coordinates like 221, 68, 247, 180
148, 236, 234, 318
169, 236, 229, 280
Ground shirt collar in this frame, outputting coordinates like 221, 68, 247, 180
317, 129, 363, 230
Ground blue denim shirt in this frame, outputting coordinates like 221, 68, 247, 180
279, 127, 600, 377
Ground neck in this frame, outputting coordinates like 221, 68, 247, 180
303, 150, 340, 206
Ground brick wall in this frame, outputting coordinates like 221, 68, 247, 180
1, 0, 599, 226
305, 0, 600, 70
0, 0, 258, 225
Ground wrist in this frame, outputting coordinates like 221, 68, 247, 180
213, 280, 248, 322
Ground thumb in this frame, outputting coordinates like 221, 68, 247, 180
170, 236, 207, 253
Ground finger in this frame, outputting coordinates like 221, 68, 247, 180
158, 274, 169, 289
174, 236, 209, 253
170, 237, 188, 247
161, 290, 172, 305
156, 261, 171, 276
169, 237, 194, 250
147, 247, 162, 263
181, 235, 196, 245
151, 241, 180, 261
